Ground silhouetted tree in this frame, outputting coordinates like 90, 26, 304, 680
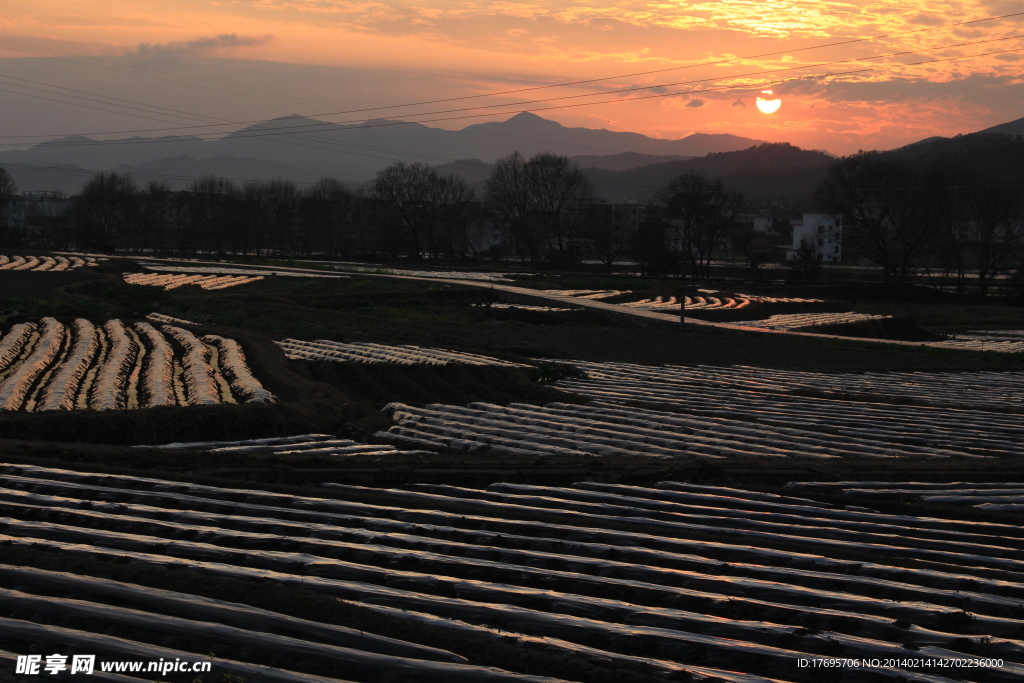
817, 152, 931, 280
184, 177, 237, 255
485, 151, 592, 267
0, 168, 18, 246
657, 170, 742, 280
73, 172, 138, 251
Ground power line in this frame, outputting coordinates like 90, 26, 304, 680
2, 36, 1020, 154
5, 43, 1023, 197
1, 10, 1022, 142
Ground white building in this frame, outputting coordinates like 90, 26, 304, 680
787, 213, 842, 263
735, 210, 772, 233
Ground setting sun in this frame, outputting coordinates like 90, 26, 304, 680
756, 90, 782, 114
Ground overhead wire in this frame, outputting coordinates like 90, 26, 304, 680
0, 22, 1021, 194
2, 35, 1020, 156
0, 9, 1019, 141
6, 40, 1024, 197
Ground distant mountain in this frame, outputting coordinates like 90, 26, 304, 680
978, 115, 1024, 137
571, 152, 692, 171
0, 112, 765, 192
586, 143, 835, 201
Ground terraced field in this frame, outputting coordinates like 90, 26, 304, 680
0, 318, 274, 412
140, 434, 435, 458
277, 339, 528, 367
123, 273, 265, 290
731, 312, 892, 330
0, 255, 98, 271
789, 481, 1024, 511
552, 362, 1024, 457
1, 464, 1019, 682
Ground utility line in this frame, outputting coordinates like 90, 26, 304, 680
1, 10, 1021, 141
2, 37, 1020, 153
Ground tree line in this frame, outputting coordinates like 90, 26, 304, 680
819, 150, 1024, 295
1, 143, 1021, 293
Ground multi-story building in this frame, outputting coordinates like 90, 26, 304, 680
787, 213, 842, 263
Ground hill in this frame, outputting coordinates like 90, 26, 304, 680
585, 143, 835, 201
0, 112, 764, 193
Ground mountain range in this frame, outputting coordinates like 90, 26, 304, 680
3, 111, 1023, 200
0, 112, 763, 194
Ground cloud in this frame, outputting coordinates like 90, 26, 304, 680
131, 34, 274, 60
732, 98, 746, 107
686, 98, 705, 107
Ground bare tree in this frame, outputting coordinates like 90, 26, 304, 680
373, 162, 436, 260
485, 151, 593, 267
431, 174, 475, 262
930, 161, 1023, 297
73, 172, 138, 252
185, 177, 237, 255
658, 170, 742, 280
817, 152, 931, 280
302, 177, 353, 257
0, 167, 18, 246
485, 152, 536, 265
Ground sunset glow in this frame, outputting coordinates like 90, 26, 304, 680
0, 0, 1022, 154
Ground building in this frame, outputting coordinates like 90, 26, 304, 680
787, 213, 842, 263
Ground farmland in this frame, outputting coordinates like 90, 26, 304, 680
1, 254, 1024, 682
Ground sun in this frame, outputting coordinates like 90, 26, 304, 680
756, 90, 781, 114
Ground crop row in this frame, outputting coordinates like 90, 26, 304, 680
788, 481, 1024, 510
931, 336, 1024, 354
621, 296, 751, 310
376, 401, 978, 460
561, 361, 1024, 410
0, 318, 275, 412
0, 255, 96, 271
0, 462, 1018, 682
277, 339, 526, 367
140, 433, 435, 457
145, 312, 199, 327
143, 264, 349, 278
476, 303, 574, 312
731, 312, 891, 329
123, 272, 264, 290
556, 363, 1024, 453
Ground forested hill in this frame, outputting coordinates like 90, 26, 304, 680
584, 143, 835, 202
884, 132, 1024, 177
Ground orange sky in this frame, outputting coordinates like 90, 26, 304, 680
1, 0, 1023, 155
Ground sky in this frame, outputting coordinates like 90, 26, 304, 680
0, 0, 1022, 157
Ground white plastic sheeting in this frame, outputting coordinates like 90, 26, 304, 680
277, 339, 526, 367
162, 325, 220, 405
135, 434, 428, 458
89, 319, 138, 411
0, 462, 1022, 682
0, 254, 96, 271
0, 317, 64, 411
124, 272, 264, 290
203, 334, 276, 404
38, 318, 98, 411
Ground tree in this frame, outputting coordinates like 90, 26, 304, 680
184, 177, 237, 255
731, 224, 779, 282
302, 177, 354, 258
657, 170, 742, 280
485, 152, 536, 265
485, 151, 593, 267
430, 174, 475, 262
373, 162, 436, 260
525, 153, 592, 268
929, 160, 1023, 297
817, 152, 931, 280
73, 172, 138, 251
0, 167, 18, 246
